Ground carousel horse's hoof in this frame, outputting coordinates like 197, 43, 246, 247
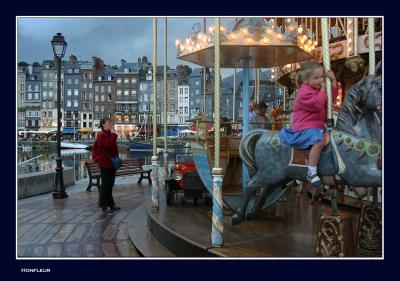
230, 212, 244, 225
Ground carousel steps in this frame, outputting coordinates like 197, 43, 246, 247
128, 202, 175, 257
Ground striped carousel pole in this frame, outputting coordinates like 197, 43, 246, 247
163, 17, 169, 179
321, 17, 333, 127
211, 17, 223, 248
151, 17, 160, 209
368, 18, 375, 75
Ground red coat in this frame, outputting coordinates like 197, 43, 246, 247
92, 130, 119, 168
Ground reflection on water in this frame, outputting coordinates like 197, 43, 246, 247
17, 149, 153, 181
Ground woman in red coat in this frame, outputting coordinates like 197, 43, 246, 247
92, 118, 120, 213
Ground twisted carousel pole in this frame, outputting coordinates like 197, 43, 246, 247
203, 17, 207, 117
211, 17, 223, 248
163, 17, 169, 179
368, 18, 375, 75
151, 17, 160, 209
321, 17, 333, 127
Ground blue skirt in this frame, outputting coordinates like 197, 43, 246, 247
278, 128, 324, 149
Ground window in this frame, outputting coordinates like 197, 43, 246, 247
185, 88, 188, 94
83, 83, 87, 88
35, 85, 39, 91
101, 105, 104, 112
108, 114, 112, 118
95, 105, 99, 111
83, 121, 87, 127
28, 85, 32, 91
101, 86, 105, 93
83, 103, 87, 110
82, 92, 86, 100
108, 94, 112, 101
179, 88, 183, 95
108, 76, 112, 81
49, 91, 53, 98
108, 85, 111, 92
117, 90, 122, 96
89, 83, 92, 89
67, 100, 71, 107
95, 85, 99, 92
74, 100, 78, 107
42, 111, 47, 118
48, 102, 53, 109
196, 89, 200, 95
131, 78, 137, 84
140, 83, 146, 91
84, 73, 88, 79
43, 72, 47, 78
185, 107, 188, 114
143, 94, 148, 102
43, 81, 47, 87
95, 95, 99, 102
89, 122, 92, 127
196, 81, 200, 86
67, 89, 72, 96
83, 113, 87, 119
170, 116, 175, 123
48, 111, 52, 118
34, 93, 39, 100
75, 78, 79, 84
20, 84, 24, 91
74, 69, 79, 74
49, 81, 53, 87
117, 78, 121, 84
89, 73, 92, 79
101, 95, 105, 101
131, 90, 136, 97
179, 107, 183, 114
43, 91, 47, 99
124, 90, 129, 96
124, 79, 129, 85
89, 93, 92, 100
74, 89, 79, 96
42, 101, 46, 108
68, 79, 72, 84
180, 97, 183, 103
68, 69, 72, 73
89, 114, 92, 119
185, 97, 188, 103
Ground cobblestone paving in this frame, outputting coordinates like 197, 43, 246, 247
17, 176, 150, 257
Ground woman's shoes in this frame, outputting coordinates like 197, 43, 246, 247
110, 206, 121, 210
102, 207, 114, 213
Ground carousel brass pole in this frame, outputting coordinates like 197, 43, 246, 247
354, 18, 359, 56
368, 18, 375, 75
321, 17, 333, 127
151, 17, 160, 209
163, 17, 169, 179
233, 68, 236, 122
203, 17, 207, 118
211, 17, 223, 248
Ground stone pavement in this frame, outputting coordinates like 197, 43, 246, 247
17, 175, 151, 258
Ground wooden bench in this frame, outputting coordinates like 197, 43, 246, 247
85, 158, 152, 191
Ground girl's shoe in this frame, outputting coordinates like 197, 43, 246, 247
308, 174, 322, 188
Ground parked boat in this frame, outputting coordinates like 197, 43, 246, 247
61, 141, 91, 150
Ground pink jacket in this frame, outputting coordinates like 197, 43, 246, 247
292, 83, 338, 132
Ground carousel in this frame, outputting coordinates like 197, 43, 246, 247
129, 17, 382, 257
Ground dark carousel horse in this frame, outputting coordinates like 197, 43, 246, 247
231, 63, 382, 225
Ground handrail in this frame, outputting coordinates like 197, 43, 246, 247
18, 155, 43, 166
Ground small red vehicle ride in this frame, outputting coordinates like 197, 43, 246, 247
164, 147, 209, 205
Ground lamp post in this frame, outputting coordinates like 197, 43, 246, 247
51, 32, 68, 199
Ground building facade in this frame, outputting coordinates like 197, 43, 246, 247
93, 70, 115, 130
17, 62, 29, 130
25, 63, 42, 130
80, 61, 95, 134
177, 82, 190, 124
63, 56, 81, 134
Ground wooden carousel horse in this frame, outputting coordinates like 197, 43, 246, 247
231, 62, 382, 226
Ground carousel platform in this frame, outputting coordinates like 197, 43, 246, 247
128, 185, 361, 257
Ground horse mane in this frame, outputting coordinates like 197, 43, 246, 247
336, 77, 368, 131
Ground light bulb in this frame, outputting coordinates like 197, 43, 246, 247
298, 26, 303, 33
196, 43, 201, 49
246, 37, 253, 44
277, 33, 283, 40
271, 69, 275, 73
220, 26, 225, 32
185, 38, 190, 44
266, 28, 273, 35
348, 38, 352, 43
286, 18, 291, 23
271, 75, 275, 79
242, 28, 248, 35
313, 40, 318, 46
175, 39, 181, 46
197, 34, 202, 40
208, 26, 214, 33
180, 45, 185, 51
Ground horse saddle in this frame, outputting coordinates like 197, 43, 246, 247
284, 132, 332, 181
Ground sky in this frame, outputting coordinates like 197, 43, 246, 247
17, 17, 238, 77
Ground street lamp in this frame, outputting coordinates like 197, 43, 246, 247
51, 33, 68, 199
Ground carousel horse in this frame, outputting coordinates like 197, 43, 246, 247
231, 63, 382, 225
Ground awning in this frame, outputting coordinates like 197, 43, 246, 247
38, 127, 57, 134
63, 128, 78, 134
79, 128, 93, 133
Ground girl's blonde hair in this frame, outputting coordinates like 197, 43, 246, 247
295, 60, 323, 88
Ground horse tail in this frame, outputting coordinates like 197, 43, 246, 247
239, 129, 265, 177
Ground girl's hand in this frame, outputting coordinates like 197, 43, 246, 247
325, 69, 337, 84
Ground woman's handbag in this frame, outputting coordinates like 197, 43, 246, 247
111, 156, 123, 169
